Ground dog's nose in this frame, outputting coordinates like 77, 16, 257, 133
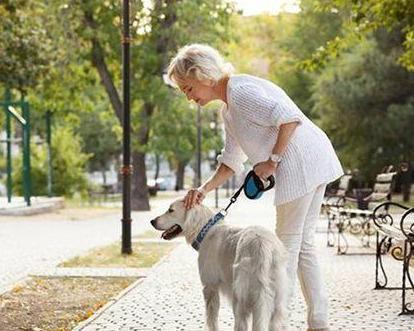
150, 219, 157, 227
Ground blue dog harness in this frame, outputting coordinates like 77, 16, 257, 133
191, 171, 275, 251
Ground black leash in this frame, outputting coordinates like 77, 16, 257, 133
223, 184, 244, 213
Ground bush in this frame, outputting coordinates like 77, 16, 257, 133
13, 127, 90, 197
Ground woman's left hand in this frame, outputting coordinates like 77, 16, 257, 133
253, 160, 278, 181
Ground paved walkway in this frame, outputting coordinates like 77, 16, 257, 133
75, 194, 414, 331
0, 197, 175, 294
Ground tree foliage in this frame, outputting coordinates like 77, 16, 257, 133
304, 0, 414, 71
312, 31, 414, 178
0, 0, 54, 91
13, 127, 90, 197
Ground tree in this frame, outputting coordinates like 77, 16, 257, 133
77, 106, 121, 185
224, 3, 344, 115
0, 0, 54, 92
149, 96, 222, 190
13, 127, 90, 197
312, 30, 414, 180
304, 0, 414, 71
47, 0, 237, 210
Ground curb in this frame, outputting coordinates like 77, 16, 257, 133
72, 242, 185, 331
0, 197, 65, 216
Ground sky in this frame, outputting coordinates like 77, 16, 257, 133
233, 0, 300, 16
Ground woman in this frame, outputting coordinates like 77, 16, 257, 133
167, 43, 343, 331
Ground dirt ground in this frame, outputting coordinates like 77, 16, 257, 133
0, 276, 136, 331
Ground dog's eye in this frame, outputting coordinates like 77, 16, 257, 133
168, 208, 174, 213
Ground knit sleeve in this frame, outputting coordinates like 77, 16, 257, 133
216, 124, 247, 175
232, 83, 303, 128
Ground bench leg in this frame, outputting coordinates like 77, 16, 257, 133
327, 211, 335, 247
361, 217, 375, 248
337, 217, 348, 255
401, 240, 414, 315
375, 234, 390, 289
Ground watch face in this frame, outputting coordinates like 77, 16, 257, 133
271, 154, 281, 163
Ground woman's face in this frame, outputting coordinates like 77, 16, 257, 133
177, 77, 215, 106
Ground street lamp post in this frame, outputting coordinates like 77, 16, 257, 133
121, 0, 132, 255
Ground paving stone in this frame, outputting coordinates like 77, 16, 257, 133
0, 198, 179, 294
75, 194, 414, 331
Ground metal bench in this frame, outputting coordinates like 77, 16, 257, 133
322, 173, 353, 247
327, 171, 396, 254
373, 201, 414, 315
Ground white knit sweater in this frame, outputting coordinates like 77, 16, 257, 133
217, 74, 344, 205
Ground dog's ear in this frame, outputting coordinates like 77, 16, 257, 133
184, 206, 195, 224
184, 204, 207, 225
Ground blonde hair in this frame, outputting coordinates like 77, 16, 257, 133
167, 44, 234, 87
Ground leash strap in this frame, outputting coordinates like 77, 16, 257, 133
224, 184, 244, 212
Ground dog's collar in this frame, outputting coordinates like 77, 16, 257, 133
191, 211, 226, 251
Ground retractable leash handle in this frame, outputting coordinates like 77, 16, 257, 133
223, 170, 276, 213
244, 170, 275, 200
263, 174, 275, 191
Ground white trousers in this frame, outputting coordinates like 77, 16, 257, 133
276, 184, 328, 330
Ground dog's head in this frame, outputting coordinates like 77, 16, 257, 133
150, 199, 213, 242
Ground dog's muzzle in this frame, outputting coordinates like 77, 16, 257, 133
161, 224, 182, 240
151, 219, 182, 240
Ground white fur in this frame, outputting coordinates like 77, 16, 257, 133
151, 200, 289, 331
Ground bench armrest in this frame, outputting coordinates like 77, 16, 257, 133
400, 207, 414, 240
373, 202, 410, 230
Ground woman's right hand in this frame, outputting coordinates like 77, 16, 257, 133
184, 187, 206, 209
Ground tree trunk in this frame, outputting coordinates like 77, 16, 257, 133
83, 9, 123, 123
155, 154, 160, 180
102, 169, 107, 186
82, 2, 177, 210
175, 160, 186, 191
130, 101, 154, 210
131, 150, 150, 210
83, 7, 150, 210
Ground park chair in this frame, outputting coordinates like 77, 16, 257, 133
322, 173, 353, 247
328, 167, 396, 254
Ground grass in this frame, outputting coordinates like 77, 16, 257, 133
133, 229, 161, 239
59, 241, 177, 268
65, 194, 122, 209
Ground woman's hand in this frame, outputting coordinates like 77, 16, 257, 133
184, 187, 206, 209
253, 160, 278, 181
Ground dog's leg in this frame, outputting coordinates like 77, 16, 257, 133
203, 286, 220, 331
251, 295, 272, 331
232, 296, 249, 331
269, 304, 288, 331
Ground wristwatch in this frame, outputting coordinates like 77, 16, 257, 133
269, 153, 282, 164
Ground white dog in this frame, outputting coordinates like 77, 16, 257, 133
151, 199, 288, 331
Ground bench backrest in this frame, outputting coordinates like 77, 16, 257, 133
335, 174, 352, 197
371, 172, 396, 201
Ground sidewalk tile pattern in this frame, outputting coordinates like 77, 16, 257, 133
78, 230, 414, 331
